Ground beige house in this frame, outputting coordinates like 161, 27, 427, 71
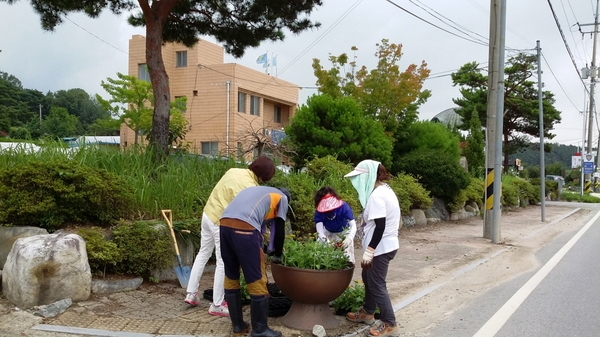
121, 35, 298, 161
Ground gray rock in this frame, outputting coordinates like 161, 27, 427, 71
411, 209, 427, 226
464, 205, 477, 214
424, 198, 450, 221
33, 298, 72, 318
2, 233, 91, 308
0, 227, 48, 269
402, 216, 416, 228
92, 277, 143, 294
426, 217, 441, 224
467, 201, 480, 212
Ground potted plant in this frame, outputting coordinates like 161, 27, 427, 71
270, 234, 354, 330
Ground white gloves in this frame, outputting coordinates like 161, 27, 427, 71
361, 247, 375, 269
315, 222, 328, 242
342, 236, 353, 249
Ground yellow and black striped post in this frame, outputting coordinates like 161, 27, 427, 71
485, 168, 494, 210
585, 180, 592, 194
595, 179, 598, 192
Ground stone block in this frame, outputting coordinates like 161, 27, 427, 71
2, 233, 91, 308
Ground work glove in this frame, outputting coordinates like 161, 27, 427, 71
271, 255, 283, 265
361, 247, 375, 269
342, 236, 353, 249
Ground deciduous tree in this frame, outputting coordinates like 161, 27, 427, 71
6, 0, 324, 158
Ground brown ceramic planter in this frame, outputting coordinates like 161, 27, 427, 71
270, 262, 354, 330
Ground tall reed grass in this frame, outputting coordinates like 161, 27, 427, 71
0, 143, 246, 220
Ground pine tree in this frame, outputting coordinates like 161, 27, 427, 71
464, 108, 485, 177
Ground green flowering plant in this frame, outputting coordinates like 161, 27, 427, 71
280, 233, 350, 270
332, 280, 365, 312
332, 281, 380, 314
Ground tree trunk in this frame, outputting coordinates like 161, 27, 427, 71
143, 0, 178, 158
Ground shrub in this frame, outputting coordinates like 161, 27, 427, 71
78, 226, 122, 277
112, 221, 173, 278
0, 159, 135, 230
501, 181, 519, 207
447, 177, 484, 212
8, 126, 31, 140
332, 281, 366, 312
395, 149, 470, 203
561, 192, 600, 203
304, 155, 354, 182
387, 173, 433, 214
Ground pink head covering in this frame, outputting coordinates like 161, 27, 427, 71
317, 195, 343, 212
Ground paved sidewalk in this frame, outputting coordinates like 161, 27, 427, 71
0, 202, 595, 337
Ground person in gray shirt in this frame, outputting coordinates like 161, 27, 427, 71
220, 186, 291, 337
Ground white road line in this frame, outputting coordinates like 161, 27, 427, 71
473, 208, 600, 337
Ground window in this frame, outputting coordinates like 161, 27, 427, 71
176, 51, 187, 67
238, 92, 246, 113
250, 95, 260, 116
274, 106, 282, 123
201, 142, 218, 155
138, 64, 150, 82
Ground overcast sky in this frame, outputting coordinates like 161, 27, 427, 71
0, 0, 596, 147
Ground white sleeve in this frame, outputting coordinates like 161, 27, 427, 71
347, 219, 357, 239
315, 222, 327, 240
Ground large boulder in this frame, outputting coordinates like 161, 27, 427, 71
0, 227, 49, 269
411, 209, 427, 226
424, 198, 450, 221
2, 233, 91, 308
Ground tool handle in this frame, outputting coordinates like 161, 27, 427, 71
161, 210, 180, 256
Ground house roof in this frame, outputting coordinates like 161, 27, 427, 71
431, 107, 463, 128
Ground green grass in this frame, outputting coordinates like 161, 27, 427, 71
0, 144, 246, 220
561, 191, 600, 203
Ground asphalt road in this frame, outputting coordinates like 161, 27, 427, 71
428, 205, 600, 337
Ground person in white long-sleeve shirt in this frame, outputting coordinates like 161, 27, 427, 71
313, 186, 357, 264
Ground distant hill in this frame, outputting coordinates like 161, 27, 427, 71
511, 143, 582, 168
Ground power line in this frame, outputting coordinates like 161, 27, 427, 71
410, 0, 488, 44
546, 0, 590, 92
384, 0, 488, 47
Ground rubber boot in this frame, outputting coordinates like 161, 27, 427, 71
250, 297, 281, 337
225, 292, 250, 336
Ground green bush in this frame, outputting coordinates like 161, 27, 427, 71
78, 226, 122, 277
112, 221, 173, 278
396, 149, 470, 203
501, 181, 519, 207
8, 127, 31, 140
561, 192, 600, 203
447, 177, 484, 212
0, 159, 135, 230
304, 155, 354, 182
388, 173, 433, 214
503, 176, 539, 206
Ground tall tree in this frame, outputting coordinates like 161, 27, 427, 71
6, 0, 324, 158
464, 109, 485, 177
48, 88, 109, 132
284, 94, 392, 168
97, 73, 188, 147
42, 106, 78, 138
312, 39, 431, 135
451, 53, 562, 171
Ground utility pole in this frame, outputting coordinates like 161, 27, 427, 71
483, 0, 506, 243
39, 104, 42, 125
537, 41, 546, 222
583, 0, 599, 192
